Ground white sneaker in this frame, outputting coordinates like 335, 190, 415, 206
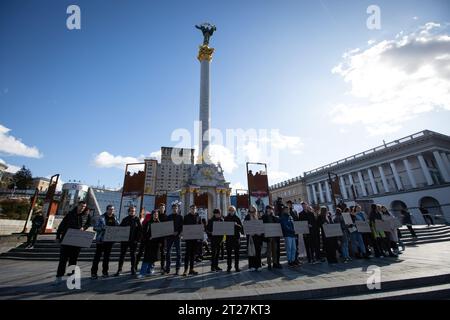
137, 274, 144, 279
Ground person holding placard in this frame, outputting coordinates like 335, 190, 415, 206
318, 207, 338, 264
287, 200, 301, 264
262, 205, 281, 269
333, 208, 351, 263
299, 202, 322, 264
54, 201, 91, 284
135, 211, 152, 272
138, 210, 162, 278
114, 206, 143, 276
157, 204, 168, 273
381, 206, 400, 255
354, 205, 373, 256
245, 205, 264, 271
280, 205, 299, 268
206, 209, 224, 272
91, 204, 119, 279
369, 204, 396, 258
182, 205, 201, 276
164, 203, 184, 275
224, 205, 244, 273
349, 207, 369, 259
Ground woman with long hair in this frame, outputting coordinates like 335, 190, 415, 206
138, 210, 161, 278
245, 205, 264, 271
318, 207, 338, 264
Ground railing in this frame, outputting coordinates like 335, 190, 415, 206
303, 130, 431, 176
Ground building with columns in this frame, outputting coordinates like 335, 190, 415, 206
270, 130, 450, 224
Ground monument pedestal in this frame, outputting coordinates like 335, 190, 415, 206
181, 163, 231, 219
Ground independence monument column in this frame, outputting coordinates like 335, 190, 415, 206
195, 23, 216, 164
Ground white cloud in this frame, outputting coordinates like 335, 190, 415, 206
0, 124, 42, 158
209, 144, 238, 174
268, 170, 290, 184
331, 22, 450, 135
93, 150, 161, 170
149, 150, 161, 162
0, 158, 20, 173
230, 182, 246, 194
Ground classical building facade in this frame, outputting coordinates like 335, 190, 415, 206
269, 177, 307, 204
270, 130, 450, 224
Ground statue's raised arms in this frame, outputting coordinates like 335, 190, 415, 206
195, 22, 216, 46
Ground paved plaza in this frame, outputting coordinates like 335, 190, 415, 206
0, 241, 449, 300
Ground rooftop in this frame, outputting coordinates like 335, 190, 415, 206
269, 130, 450, 190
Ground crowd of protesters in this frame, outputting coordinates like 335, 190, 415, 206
46, 199, 424, 284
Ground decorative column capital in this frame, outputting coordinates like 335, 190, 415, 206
198, 45, 215, 61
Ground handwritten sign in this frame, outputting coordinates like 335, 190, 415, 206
103, 226, 130, 242
212, 221, 235, 236
243, 220, 265, 235
355, 221, 371, 233
151, 221, 174, 238
61, 228, 95, 248
294, 221, 310, 235
322, 223, 343, 238
264, 223, 283, 237
342, 213, 353, 225
182, 224, 204, 240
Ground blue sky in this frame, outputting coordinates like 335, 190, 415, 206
1, 0, 449, 191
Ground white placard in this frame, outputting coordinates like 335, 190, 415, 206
264, 223, 283, 237
322, 223, 343, 238
61, 228, 95, 248
342, 212, 353, 225
375, 220, 391, 232
212, 221, 235, 236
384, 217, 402, 229
355, 221, 371, 233
243, 220, 265, 235
151, 221, 174, 238
103, 226, 130, 242
294, 221, 310, 235
182, 224, 204, 240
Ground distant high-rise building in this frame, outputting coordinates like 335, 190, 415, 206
145, 147, 195, 195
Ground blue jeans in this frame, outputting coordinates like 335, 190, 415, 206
350, 232, 366, 256
165, 236, 181, 272
340, 233, 350, 259
284, 236, 296, 263
140, 262, 152, 276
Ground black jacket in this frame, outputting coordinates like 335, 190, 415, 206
31, 215, 44, 229
168, 213, 184, 237
120, 215, 143, 242
289, 208, 300, 221
262, 213, 279, 224
183, 213, 201, 225
56, 207, 92, 240
224, 214, 244, 237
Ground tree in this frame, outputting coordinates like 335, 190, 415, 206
12, 166, 33, 190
